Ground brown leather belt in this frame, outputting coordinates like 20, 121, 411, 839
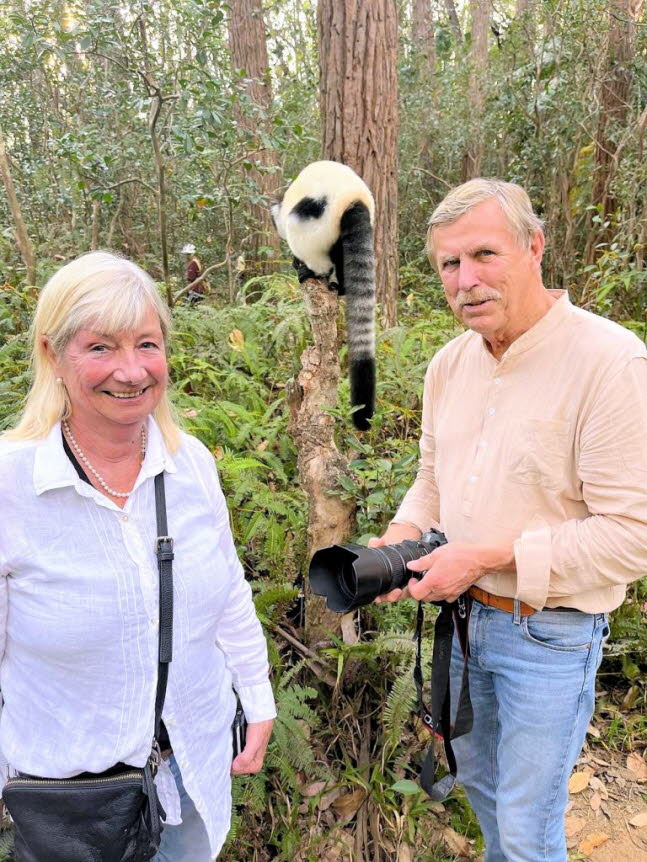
468, 586, 535, 617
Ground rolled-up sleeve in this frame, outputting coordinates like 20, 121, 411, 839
393, 361, 441, 532
515, 356, 647, 609
207, 463, 276, 723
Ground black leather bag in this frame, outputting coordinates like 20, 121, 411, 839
3, 473, 174, 862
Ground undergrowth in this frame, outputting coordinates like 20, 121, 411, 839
0, 271, 644, 860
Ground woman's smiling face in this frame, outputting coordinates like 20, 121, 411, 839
51, 305, 168, 432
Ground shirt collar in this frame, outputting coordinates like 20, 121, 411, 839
480, 289, 571, 364
33, 416, 177, 497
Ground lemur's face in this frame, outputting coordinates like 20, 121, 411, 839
433, 199, 544, 347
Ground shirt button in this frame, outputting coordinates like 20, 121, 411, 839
479, 440, 487, 448
469, 475, 478, 483
488, 407, 496, 415
494, 377, 502, 385
121, 514, 128, 522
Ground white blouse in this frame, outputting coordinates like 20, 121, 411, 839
0, 418, 276, 859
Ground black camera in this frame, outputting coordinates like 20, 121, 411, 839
309, 529, 447, 613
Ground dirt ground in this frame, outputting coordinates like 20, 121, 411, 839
562, 746, 647, 862
468, 745, 647, 862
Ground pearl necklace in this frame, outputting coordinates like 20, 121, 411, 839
63, 419, 146, 498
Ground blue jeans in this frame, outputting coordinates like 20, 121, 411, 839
450, 599, 609, 862
153, 754, 212, 862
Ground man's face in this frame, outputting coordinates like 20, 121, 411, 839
432, 199, 544, 345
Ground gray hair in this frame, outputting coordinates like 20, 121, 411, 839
426, 178, 544, 266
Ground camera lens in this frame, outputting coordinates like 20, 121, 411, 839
309, 530, 447, 613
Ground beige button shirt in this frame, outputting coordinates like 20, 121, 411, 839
394, 291, 647, 613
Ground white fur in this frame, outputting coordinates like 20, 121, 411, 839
274, 161, 374, 276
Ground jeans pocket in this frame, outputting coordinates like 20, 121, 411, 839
521, 611, 593, 652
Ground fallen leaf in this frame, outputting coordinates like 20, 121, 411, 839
569, 770, 593, 794
302, 780, 327, 797
331, 789, 367, 821
565, 815, 587, 838
319, 787, 343, 812
629, 811, 647, 828
589, 776, 609, 799
578, 832, 610, 855
586, 724, 601, 738
440, 826, 472, 857
212, 446, 224, 460
627, 752, 647, 780
256, 439, 268, 452
589, 792, 602, 812
397, 845, 413, 862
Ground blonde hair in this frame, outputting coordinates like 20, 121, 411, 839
426, 178, 544, 266
5, 251, 181, 452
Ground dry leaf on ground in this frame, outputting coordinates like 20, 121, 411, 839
440, 825, 472, 857
569, 770, 593, 794
578, 831, 610, 855
397, 845, 413, 862
626, 753, 647, 780
302, 780, 327, 797
629, 811, 647, 829
331, 789, 367, 821
589, 792, 602, 812
319, 787, 343, 812
588, 776, 608, 799
565, 815, 587, 838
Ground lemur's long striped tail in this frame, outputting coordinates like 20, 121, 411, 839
340, 201, 376, 431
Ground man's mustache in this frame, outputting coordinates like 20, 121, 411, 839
455, 290, 502, 309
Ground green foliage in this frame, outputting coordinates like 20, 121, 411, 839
2, 0, 647, 855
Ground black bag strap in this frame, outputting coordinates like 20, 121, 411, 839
153, 472, 174, 743
415, 594, 473, 801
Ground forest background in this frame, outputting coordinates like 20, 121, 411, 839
0, 0, 646, 860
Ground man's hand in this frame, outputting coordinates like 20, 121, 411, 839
231, 718, 274, 775
376, 543, 515, 604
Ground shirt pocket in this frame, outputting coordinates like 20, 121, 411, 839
508, 418, 570, 491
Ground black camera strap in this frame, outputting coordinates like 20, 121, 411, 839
414, 593, 473, 800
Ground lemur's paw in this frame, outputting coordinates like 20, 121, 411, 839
291, 257, 316, 283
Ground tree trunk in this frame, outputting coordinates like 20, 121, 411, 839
0, 124, 36, 285
515, 0, 534, 15
138, 18, 171, 300
462, 0, 490, 180
91, 200, 100, 251
318, 0, 399, 327
444, 0, 463, 44
287, 276, 357, 648
412, 0, 436, 77
591, 0, 643, 222
228, 0, 281, 280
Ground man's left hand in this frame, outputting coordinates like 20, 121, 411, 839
231, 718, 274, 775
375, 543, 514, 604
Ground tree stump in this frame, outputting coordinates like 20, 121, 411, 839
287, 276, 358, 648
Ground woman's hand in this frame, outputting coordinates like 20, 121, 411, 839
231, 718, 274, 775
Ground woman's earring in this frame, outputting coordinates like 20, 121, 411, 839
56, 377, 63, 384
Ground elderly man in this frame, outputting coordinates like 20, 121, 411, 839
371, 179, 647, 862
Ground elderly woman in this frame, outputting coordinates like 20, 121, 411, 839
0, 251, 275, 861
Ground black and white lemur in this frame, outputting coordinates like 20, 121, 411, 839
271, 160, 376, 431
